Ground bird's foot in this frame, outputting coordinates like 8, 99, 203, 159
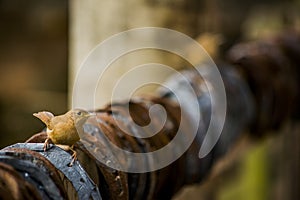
56, 144, 77, 167
43, 138, 51, 151
69, 151, 77, 167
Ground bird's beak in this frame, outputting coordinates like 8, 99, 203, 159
88, 112, 96, 116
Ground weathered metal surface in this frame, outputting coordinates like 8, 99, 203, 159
1, 143, 101, 200
0, 148, 64, 200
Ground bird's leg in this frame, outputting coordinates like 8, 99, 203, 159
43, 138, 51, 151
57, 144, 77, 166
69, 145, 77, 167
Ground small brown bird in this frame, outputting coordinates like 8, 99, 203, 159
33, 109, 93, 166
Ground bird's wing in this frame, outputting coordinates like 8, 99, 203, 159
49, 117, 77, 145
33, 111, 54, 129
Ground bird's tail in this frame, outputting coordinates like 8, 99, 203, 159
33, 111, 54, 128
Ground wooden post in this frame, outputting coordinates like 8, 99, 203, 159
69, 0, 203, 109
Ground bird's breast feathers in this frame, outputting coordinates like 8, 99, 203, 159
47, 120, 80, 146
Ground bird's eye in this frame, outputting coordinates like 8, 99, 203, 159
77, 111, 82, 116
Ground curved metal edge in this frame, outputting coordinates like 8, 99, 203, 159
2, 143, 102, 200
